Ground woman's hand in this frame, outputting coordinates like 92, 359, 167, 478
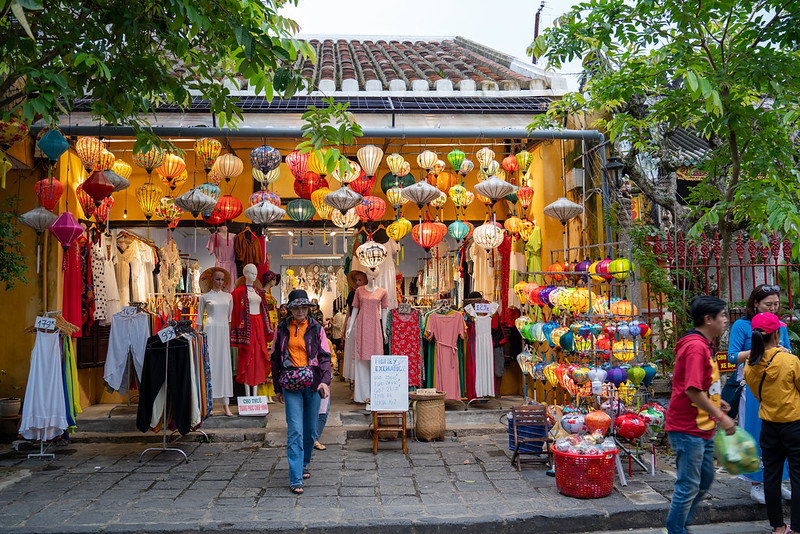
276, 393, 284, 404
317, 383, 329, 399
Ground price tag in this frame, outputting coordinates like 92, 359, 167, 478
475, 303, 492, 314
34, 316, 57, 330
121, 306, 138, 317
157, 326, 176, 343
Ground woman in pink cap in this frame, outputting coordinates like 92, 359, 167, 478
745, 312, 800, 534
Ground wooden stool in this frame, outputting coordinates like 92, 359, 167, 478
372, 411, 407, 454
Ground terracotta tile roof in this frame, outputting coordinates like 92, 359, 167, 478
297, 36, 559, 93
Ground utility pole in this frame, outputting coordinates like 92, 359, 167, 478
532, 1, 546, 65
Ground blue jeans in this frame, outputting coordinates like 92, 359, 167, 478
666, 431, 715, 534
314, 399, 330, 442
284, 387, 321, 487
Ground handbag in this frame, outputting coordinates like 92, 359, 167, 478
278, 366, 314, 391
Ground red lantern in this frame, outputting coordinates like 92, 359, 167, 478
502, 154, 520, 173
203, 207, 226, 226
34, 178, 64, 211
615, 413, 646, 440
355, 195, 386, 222
75, 183, 95, 218
82, 171, 114, 206
517, 186, 534, 209
215, 195, 242, 223
285, 150, 308, 179
412, 216, 447, 251
294, 171, 328, 200
95, 196, 114, 224
348, 168, 376, 196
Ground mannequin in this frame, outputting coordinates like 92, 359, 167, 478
197, 267, 234, 416
345, 271, 389, 403
230, 263, 273, 397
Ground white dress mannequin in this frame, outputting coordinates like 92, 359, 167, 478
198, 287, 234, 411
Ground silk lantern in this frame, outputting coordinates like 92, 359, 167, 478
194, 138, 222, 171
416, 150, 437, 175
447, 149, 465, 172
330, 159, 361, 184
94, 196, 115, 225
245, 201, 285, 226
324, 187, 363, 214
104, 170, 130, 193
355, 195, 386, 222
49, 211, 83, 250
412, 217, 446, 251
285, 150, 309, 179
154, 196, 182, 229
472, 222, 505, 252
386, 187, 406, 210
136, 183, 163, 221
82, 170, 114, 206
113, 160, 132, 180
75, 184, 95, 218
311, 187, 334, 219
216, 195, 242, 223
294, 171, 328, 200
307, 149, 328, 176
286, 198, 316, 222
213, 153, 243, 184
34, 178, 64, 211
253, 166, 281, 186
431, 192, 447, 208
355, 240, 388, 276
356, 145, 383, 177
36, 128, 69, 163
202, 208, 225, 226
458, 159, 474, 177
475, 147, 494, 170
433, 171, 457, 192
447, 220, 470, 242
517, 186, 534, 210
20, 207, 57, 271
401, 181, 440, 210
474, 176, 515, 206
386, 217, 412, 241
516, 151, 533, 173
76, 136, 103, 172
132, 144, 166, 175
155, 154, 186, 191
331, 207, 359, 229
502, 154, 519, 174
348, 168, 376, 196
386, 153, 405, 175
250, 145, 281, 176
175, 188, 216, 218
197, 183, 221, 215
93, 149, 116, 172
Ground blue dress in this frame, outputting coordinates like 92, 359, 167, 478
727, 318, 791, 483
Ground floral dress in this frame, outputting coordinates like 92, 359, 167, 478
390, 309, 421, 388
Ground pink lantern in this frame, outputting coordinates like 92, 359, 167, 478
49, 212, 83, 250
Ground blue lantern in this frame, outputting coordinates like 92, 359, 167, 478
447, 220, 469, 242
250, 145, 281, 174
197, 182, 221, 217
37, 129, 69, 162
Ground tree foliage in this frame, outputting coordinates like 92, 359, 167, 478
297, 97, 364, 179
530, 0, 800, 276
1, 0, 313, 149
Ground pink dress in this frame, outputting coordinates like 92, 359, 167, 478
207, 232, 238, 278
425, 312, 466, 400
353, 286, 388, 361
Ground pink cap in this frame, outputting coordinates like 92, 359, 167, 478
751, 313, 787, 334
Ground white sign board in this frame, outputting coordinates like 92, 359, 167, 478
157, 326, 176, 343
120, 306, 138, 317
370, 355, 408, 412
34, 316, 56, 330
237, 395, 269, 416
474, 303, 492, 314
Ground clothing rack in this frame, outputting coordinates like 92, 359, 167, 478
138, 320, 208, 465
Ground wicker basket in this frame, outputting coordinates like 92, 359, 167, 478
410, 391, 446, 441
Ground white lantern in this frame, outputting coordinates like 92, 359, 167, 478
416, 150, 437, 172
331, 207, 360, 228
476, 147, 495, 169
472, 222, 505, 251
401, 181, 441, 208
104, 170, 130, 193
356, 145, 384, 177
356, 240, 388, 275
474, 176, 516, 203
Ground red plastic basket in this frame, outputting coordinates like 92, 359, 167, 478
553, 449, 617, 499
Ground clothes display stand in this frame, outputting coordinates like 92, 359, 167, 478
138, 320, 208, 464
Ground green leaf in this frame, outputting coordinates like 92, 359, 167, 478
10, 2, 35, 40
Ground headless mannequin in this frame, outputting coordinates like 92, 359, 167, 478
243, 263, 260, 397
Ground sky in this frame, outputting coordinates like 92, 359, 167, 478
279, 0, 585, 90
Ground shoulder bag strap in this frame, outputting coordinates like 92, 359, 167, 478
757, 351, 781, 401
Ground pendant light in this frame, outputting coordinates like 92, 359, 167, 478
401, 181, 442, 212
416, 150, 437, 178
447, 149, 465, 173
155, 154, 187, 191
355, 195, 386, 222
212, 153, 243, 184
49, 211, 83, 250
245, 200, 286, 226
75, 136, 103, 172
311, 187, 334, 220
475, 147, 495, 171
386, 153, 405, 176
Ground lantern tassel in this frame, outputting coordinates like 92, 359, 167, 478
36, 238, 41, 274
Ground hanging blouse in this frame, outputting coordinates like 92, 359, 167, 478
390, 309, 422, 388
235, 230, 264, 267
424, 310, 466, 400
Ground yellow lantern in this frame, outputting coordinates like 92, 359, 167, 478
618, 380, 638, 404
486, 160, 500, 176
518, 220, 534, 241
112, 160, 132, 180
515, 150, 533, 173
476, 147, 495, 168
504, 216, 523, 236
476, 192, 492, 205
386, 153, 405, 175
207, 167, 224, 186
612, 340, 636, 362
194, 138, 222, 171
448, 185, 469, 207
93, 148, 116, 172
386, 217, 412, 241
592, 295, 610, 315
431, 191, 447, 208
544, 363, 559, 388
513, 281, 528, 305
311, 187, 334, 219
464, 191, 475, 207
386, 187, 407, 209
76, 136, 103, 171
156, 154, 187, 191
308, 149, 329, 176
135, 183, 163, 221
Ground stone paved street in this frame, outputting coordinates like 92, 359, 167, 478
0, 433, 772, 533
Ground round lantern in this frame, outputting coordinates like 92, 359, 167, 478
638, 406, 665, 437
504, 216, 523, 237
34, 178, 64, 211
459, 159, 474, 177
294, 171, 328, 200
416, 150, 437, 174
474, 176, 516, 206
432, 171, 457, 192
249, 190, 274, 207
311, 187, 334, 219
202, 208, 225, 226
585, 411, 612, 436
546, 262, 565, 281
175, 188, 216, 218
447, 220, 470, 242
212, 153, 243, 183
216, 195, 243, 223
207, 167, 224, 186
348, 168, 376, 196
472, 222, 504, 252
49, 212, 83, 250
112, 160, 132, 181
516, 150, 533, 174
76, 136, 103, 171
285, 150, 309, 179
253, 166, 281, 186
356, 145, 384, 177
155, 154, 186, 191
448, 185, 469, 208
132, 144, 166, 175
20, 206, 57, 235
194, 138, 222, 171
355, 240, 388, 275
36, 128, 69, 162
447, 149, 465, 172
82, 170, 114, 206
286, 198, 316, 223
606, 367, 628, 387
196, 182, 221, 211
331, 207, 359, 229
517, 186, 534, 210
609, 258, 632, 281
330, 159, 361, 184
245, 201, 285, 226
560, 414, 587, 435
615, 413, 646, 440
386, 187, 406, 210
502, 154, 519, 174
75, 184, 95, 218
93, 148, 116, 172
380, 171, 414, 194
387, 217, 412, 241
412, 218, 447, 251
641, 363, 658, 387
250, 145, 281, 175
324, 186, 362, 214
610, 299, 637, 317
475, 147, 495, 170
627, 366, 646, 387
154, 196, 182, 229
386, 153, 405, 175
136, 183, 162, 221
355, 195, 386, 222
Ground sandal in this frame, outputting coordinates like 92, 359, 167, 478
290, 486, 303, 495
314, 441, 327, 451
302, 469, 310, 480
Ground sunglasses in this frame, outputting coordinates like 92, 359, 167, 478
758, 285, 780, 295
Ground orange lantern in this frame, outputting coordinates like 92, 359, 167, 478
610, 300, 638, 318
547, 262, 565, 281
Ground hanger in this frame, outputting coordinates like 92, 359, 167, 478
24, 311, 80, 335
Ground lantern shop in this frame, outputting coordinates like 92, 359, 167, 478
0, 37, 642, 440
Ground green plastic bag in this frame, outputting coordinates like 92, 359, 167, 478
714, 427, 760, 475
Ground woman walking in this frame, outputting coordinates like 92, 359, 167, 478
271, 289, 332, 495
744, 313, 800, 534
728, 284, 793, 503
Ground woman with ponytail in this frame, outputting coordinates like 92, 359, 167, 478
744, 313, 800, 534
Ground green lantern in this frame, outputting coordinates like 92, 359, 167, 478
286, 198, 315, 222
447, 148, 465, 172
